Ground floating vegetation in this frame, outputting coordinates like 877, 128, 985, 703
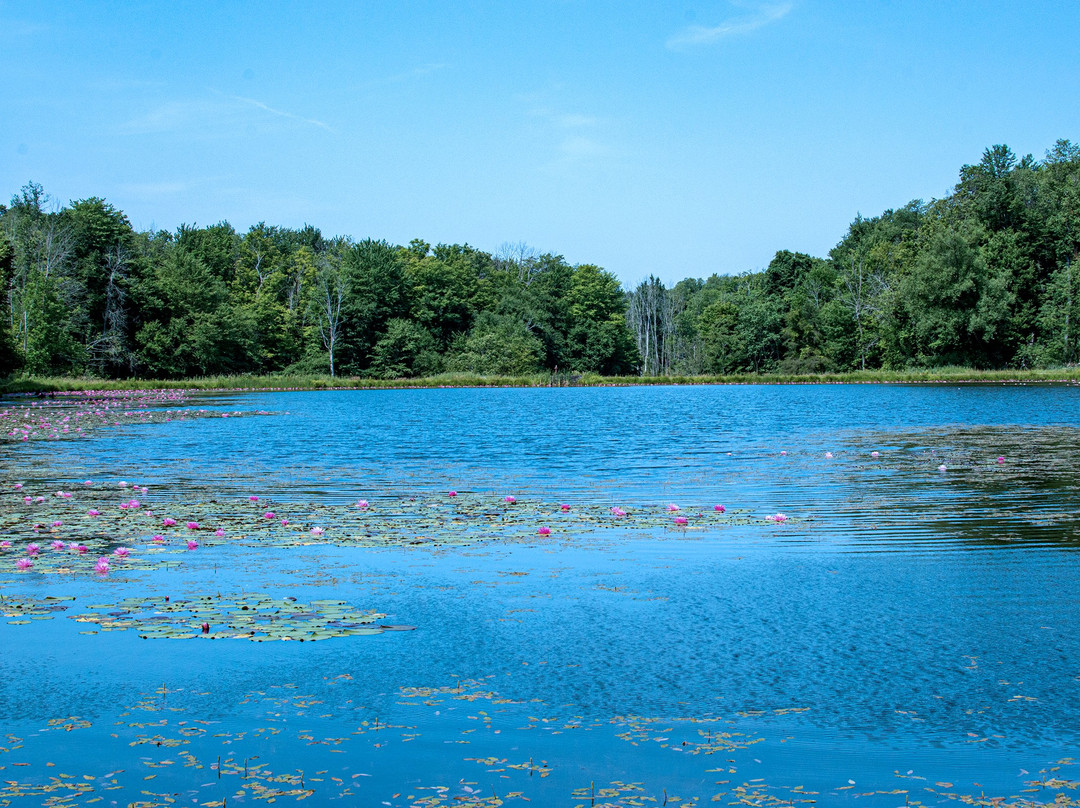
0, 676, 1075, 808
1, 594, 74, 624
0, 470, 763, 582
0, 388, 275, 443
67, 592, 405, 641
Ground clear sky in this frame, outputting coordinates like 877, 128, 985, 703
2, 1, 1078, 286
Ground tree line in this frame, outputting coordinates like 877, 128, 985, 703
2, 139, 1078, 379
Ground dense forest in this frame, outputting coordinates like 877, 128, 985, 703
2, 140, 1078, 380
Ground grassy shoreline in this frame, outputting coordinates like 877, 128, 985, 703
2, 366, 1079, 394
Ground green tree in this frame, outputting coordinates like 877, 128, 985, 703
1, 183, 81, 374
368, 318, 439, 378
562, 263, 638, 374
63, 197, 137, 374
699, 299, 742, 374
903, 225, 1012, 366
447, 312, 543, 375
175, 222, 239, 283
404, 245, 485, 350
336, 239, 409, 374
135, 243, 251, 376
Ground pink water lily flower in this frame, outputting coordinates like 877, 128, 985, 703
610, 507, 627, 517
766, 513, 788, 523
263, 511, 275, 519
997, 456, 1005, 464
825, 452, 834, 459
68, 542, 80, 551
13, 483, 22, 490
51, 521, 62, 527
280, 518, 289, 526
938, 464, 947, 471
560, 503, 571, 512
714, 504, 726, 513
448, 490, 457, 497
151, 535, 165, 543
537, 526, 551, 535
667, 504, 680, 512
162, 518, 177, 527
310, 526, 325, 535
249, 495, 259, 502
356, 500, 369, 510
186, 521, 199, 530
214, 528, 225, 537
94, 557, 110, 573
16, 558, 33, 570
871, 451, 880, 458
76, 544, 88, 554
23, 496, 31, 503
0, 540, 11, 548
87, 509, 100, 516
27, 543, 40, 556
186, 539, 198, 550
504, 496, 516, 504
84, 480, 92, 486
51, 540, 65, 550
674, 516, 689, 526
118, 481, 128, 488
113, 547, 130, 558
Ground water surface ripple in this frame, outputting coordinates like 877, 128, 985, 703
1, 383, 1078, 806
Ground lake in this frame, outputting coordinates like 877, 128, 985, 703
1, 383, 1078, 807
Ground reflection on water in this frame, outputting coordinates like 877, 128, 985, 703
1, 384, 1079, 806
10, 385, 1080, 552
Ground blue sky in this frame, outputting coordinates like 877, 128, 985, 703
2, 1, 1078, 285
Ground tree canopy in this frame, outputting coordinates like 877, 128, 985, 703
2, 139, 1078, 378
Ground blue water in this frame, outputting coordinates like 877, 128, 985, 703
2, 383, 1079, 807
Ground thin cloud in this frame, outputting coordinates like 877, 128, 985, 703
119, 100, 215, 135
119, 181, 189, 196
120, 94, 336, 136
666, 2, 792, 49
527, 107, 599, 129
231, 95, 336, 133
358, 62, 448, 90
559, 135, 609, 160
556, 112, 598, 128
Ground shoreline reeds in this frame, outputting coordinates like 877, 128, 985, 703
2, 366, 1078, 395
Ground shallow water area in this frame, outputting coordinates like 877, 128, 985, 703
1, 384, 1079, 806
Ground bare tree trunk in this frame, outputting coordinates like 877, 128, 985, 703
315, 255, 346, 377
841, 255, 888, 370
88, 246, 130, 373
496, 241, 540, 286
